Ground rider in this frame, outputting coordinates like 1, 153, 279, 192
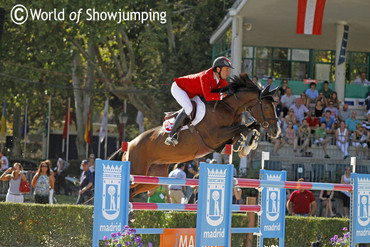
164, 57, 233, 146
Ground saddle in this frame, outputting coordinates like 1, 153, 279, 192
164, 101, 197, 124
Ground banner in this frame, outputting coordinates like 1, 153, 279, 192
84, 107, 91, 144
99, 99, 109, 143
297, 0, 326, 35
337, 25, 349, 66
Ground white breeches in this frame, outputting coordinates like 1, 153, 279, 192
171, 82, 193, 116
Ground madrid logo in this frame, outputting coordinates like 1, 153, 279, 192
206, 168, 227, 227
357, 177, 370, 227
102, 164, 122, 221
265, 173, 282, 222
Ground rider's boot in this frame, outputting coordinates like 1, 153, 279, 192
164, 110, 189, 146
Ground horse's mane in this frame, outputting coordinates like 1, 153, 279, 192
222, 73, 277, 102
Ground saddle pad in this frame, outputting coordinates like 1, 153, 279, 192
162, 96, 206, 133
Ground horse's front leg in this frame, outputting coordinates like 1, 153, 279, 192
233, 122, 261, 153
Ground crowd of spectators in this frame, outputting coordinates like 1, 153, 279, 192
271, 79, 370, 159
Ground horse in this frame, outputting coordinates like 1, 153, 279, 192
110, 73, 280, 200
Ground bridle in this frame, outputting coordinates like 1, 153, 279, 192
230, 90, 278, 129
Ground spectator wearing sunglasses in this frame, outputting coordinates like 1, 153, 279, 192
31, 162, 54, 204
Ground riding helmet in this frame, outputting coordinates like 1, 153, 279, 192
212, 57, 234, 69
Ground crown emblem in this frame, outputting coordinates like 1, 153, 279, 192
103, 164, 123, 178
207, 168, 227, 179
266, 174, 282, 181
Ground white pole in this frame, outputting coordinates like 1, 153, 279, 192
66, 97, 70, 162
23, 99, 28, 159
46, 98, 51, 160
351, 157, 356, 173
261, 151, 270, 170
104, 98, 109, 159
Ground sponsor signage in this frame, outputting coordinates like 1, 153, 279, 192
196, 163, 233, 247
92, 160, 130, 247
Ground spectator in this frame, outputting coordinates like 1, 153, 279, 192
274, 96, 283, 117
345, 111, 360, 133
32, 161, 54, 204
278, 79, 288, 98
353, 72, 369, 85
320, 110, 335, 133
290, 98, 309, 124
0, 150, 9, 172
77, 160, 94, 205
353, 124, 368, 159
55, 155, 68, 195
147, 185, 170, 203
189, 173, 199, 204
306, 109, 319, 131
233, 185, 242, 204
314, 100, 324, 118
363, 92, 370, 112
185, 160, 198, 202
264, 77, 276, 90
252, 76, 258, 84
340, 166, 351, 217
320, 81, 333, 106
330, 92, 340, 109
319, 189, 335, 217
338, 103, 351, 122
283, 108, 297, 131
281, 88, 296, 116
335, 121, 349, 159
287, 178, 317, 217
363, 110, 370, 131
272, 121, 285, 156
168, 163, 186, 204
0, 163, 28, 203
284, 121, 298, 156
88, 153, 95, 173
300, 92, 310, 108
298, 119, 311, 156
305, 82, 319, 104
44, 160, 55, 204
324, 101, 338, 118
315, 122, 331, 159
316, 91, 326, 107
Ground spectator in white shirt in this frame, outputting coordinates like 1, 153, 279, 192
353, 72, 369, 85
281, 88, 296, 116
290, 98, 309, 124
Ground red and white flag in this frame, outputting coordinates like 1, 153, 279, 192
296, 0, 326, 35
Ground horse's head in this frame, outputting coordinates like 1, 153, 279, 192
227, 73, 281, 139
250, 85, 281, 139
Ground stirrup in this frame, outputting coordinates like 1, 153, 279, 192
165, 134, 179, 146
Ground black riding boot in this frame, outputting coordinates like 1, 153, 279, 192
164, 110, 189, 146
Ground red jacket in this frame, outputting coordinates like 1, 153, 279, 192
174, 68, 228, 101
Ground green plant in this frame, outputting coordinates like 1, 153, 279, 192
330, 227, 349, 246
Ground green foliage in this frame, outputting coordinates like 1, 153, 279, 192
0, 203, 352, 246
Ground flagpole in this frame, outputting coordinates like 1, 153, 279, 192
46, 98, 51, 160
104, 98, 109, 159
98, 136, 101, 158
66, 97, 70, 162
23, 99, 28, 159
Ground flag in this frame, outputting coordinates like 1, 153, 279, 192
21, 104, 29, 138
84, 107, 91, 144
62, 101, 72, 139
337, 25, 349, 66
44, 100, 50, 137
136, 111, 144, 134
296, 0, 326, 35
99, 99, 109, 143
1, 100, 5, 137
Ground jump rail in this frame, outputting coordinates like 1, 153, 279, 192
130, 175, 353, 191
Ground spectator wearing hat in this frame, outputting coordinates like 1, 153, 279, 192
76, 160, 94, 205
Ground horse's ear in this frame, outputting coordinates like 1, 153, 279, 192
262, 85, 271, 96
269, 87, 278, 96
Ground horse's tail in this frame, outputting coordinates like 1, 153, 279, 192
108, 148, 124, 161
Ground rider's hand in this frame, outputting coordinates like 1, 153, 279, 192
220, 92, 227, 100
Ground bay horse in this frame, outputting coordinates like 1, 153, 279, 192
110, 73, 280, 200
